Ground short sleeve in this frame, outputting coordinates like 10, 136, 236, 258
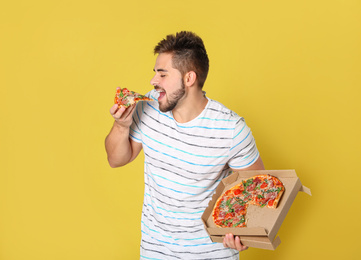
227, 118, 260, 169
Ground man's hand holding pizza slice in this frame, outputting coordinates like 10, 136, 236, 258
110, 103, 136, 129
110, 87, 153, 128
106, 87, 152, 168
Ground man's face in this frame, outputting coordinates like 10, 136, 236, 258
150, 53, 186, 113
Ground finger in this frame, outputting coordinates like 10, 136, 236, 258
227, 233, 236, 249
118, 104, 134, 121
110, 104, 119, 115
124, 104, 136, 118
223, 236, 228, 248
113, 106, 127, 119
114, 103, 136, 122
223, 233, 235, 249
235, 236, 248, 252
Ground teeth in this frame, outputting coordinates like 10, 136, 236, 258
154, 88, 165, 100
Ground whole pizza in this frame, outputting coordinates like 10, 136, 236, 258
212, 174, 285, 228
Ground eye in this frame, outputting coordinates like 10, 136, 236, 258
160, 74, 166, 78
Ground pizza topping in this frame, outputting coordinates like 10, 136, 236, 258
260, 182, 268, 189
268, 199, 275, 207
246, 183, 256, 191
212, 174, 285, 228
265, 191, 277, 200
233, 188, 242, 195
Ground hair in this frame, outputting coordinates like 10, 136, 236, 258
153, 31, 209, 88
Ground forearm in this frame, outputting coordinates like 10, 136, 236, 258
105, 122, 133, 168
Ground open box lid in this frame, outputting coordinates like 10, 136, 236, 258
201, 169, 311, 250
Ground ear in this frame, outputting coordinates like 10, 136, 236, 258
184, 71, 197, 87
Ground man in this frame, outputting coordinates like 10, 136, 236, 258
105, 31, 265, 259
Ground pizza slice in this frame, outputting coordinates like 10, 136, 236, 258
247, 175, 285, 209
114, 87, 153, 108
212, 184, 248, 228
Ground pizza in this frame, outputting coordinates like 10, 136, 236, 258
114, 87, 153, 108
212, 174, 285, 228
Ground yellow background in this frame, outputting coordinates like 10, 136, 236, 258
1, 0, 360, 259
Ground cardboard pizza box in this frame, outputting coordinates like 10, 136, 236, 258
201, 169, 311, 250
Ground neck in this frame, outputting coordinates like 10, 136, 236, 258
172, 88, 208, 123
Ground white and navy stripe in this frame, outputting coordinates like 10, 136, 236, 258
130, 90, 259, 260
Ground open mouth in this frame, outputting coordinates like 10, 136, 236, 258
155, 88, 166, 101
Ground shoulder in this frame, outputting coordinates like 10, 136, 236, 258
206, 98, 244, 123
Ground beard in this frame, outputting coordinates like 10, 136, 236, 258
159, 80, 186, 113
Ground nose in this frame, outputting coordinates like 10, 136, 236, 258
150, 74, 159, 86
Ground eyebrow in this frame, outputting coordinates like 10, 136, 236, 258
153, 68, 168, 72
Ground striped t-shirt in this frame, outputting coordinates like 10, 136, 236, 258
130, 90, 260, 260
